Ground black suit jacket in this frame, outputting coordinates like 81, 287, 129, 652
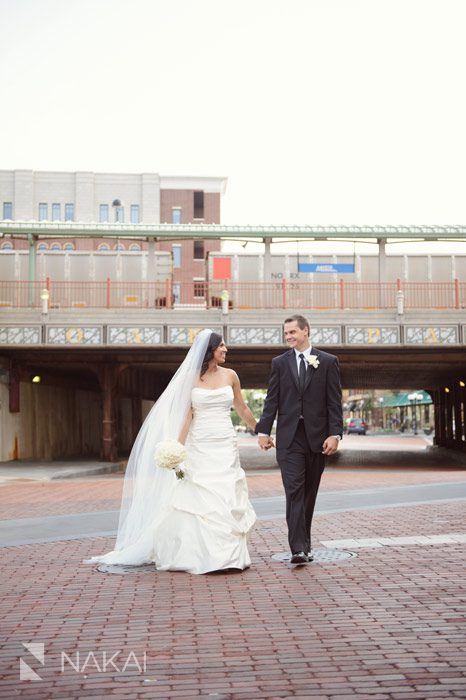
255, 348, 343, 452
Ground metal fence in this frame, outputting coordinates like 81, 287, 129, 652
0, 279, 465, 310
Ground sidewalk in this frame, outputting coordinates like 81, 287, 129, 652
0, 448, 465, 698
0, 459, 124, 485
0, 434, 464, 485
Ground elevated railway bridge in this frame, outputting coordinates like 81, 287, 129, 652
0, 309, 465, 462
0, 223, 465, 462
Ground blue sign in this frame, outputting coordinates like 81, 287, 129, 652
298, 263, 355, 274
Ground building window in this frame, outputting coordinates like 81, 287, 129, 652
172, 244, 181, 268
39, 203, 48, 221
3, 202, 13, 220
65, 203, 74, 221
115, 206, 124, 223
63, 242, 75, 251
1, 241, 13, 250
173, 283, 181, 304
99, 204, 109, 223
50, 243, 61, 251
194, 191, 204, 219
37, 242, 48, 251
193, 279, 206, 298
98, 243, 110, 251
130, 204, 139, 224
129, 243, 141, 251
193, 240, 205, 260
114, 243, 125, 250
52, 203, 61, 221
172, 207, 181, 224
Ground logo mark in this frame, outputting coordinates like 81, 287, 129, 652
20, 642, 44, 681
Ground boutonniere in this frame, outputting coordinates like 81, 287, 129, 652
307, 355, 320, 369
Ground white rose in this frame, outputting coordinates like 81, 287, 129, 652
154, 440, 187, 478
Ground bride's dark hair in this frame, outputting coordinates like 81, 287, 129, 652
200, 332, 223, 378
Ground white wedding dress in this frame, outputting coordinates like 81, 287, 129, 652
87, 384, 256, 574
153, 385, 256, 574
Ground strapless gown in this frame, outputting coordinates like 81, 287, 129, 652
153, 385, 256, 574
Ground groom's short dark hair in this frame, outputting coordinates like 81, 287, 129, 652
284, 314, 310, 334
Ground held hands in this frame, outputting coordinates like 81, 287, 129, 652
258, 435, 275, 451
258, 435, 337, 453
322, 436, 339, 456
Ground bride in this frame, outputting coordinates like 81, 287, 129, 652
84, 329, 257, 575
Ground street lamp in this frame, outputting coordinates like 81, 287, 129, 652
221, 289, 229, 316
396, 289, 404, 315
407, 392, 423, 435
40, 288, 49, 316
378, 396, 384, 430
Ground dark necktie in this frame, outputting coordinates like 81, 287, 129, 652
299, 353, 306, 392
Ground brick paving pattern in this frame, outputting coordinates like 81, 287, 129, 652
1, 503, 466, 698
0, 440, 465, 698
2, 465, 466, 520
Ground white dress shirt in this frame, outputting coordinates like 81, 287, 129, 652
294, 345, 313, 374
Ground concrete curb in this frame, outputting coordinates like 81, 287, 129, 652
0, 460, 125, 484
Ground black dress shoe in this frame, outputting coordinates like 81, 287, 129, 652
290, 551, 309, 564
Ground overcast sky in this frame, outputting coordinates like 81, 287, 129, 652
1, 0, 466, 254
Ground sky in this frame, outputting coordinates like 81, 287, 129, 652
1, 0, 466, 255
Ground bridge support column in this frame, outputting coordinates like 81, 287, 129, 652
445, 388, 454, 446
433, 388, 447, 448
263, 237, 272, 280
8, 364, 20, 413
27, 233, 37, 307
453, 383, 466, 450
435, 384, 465, 450
131, 397, 142, 443
99, 364, 119, 462
147, 238, 157, 307
461, 383, 466, 448
377, 237, 386, 307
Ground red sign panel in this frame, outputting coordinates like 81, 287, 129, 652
212, 257, 232, 280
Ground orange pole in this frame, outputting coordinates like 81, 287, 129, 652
165, 278, 172, 309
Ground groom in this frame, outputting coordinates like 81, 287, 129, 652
255, 314, 343, 563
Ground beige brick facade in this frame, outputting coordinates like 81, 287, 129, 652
0, 170, 226, 278
0, 169, 226, 226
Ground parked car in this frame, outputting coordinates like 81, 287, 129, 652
347, 418, 368, 435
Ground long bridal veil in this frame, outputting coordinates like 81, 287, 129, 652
84, 328, 213, 566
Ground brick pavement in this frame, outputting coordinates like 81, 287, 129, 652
246, 466, 466, 499
1, 479, 466, 698
1, 466, 466, 520
0, 478, 124, 520
1, 438, 466, 699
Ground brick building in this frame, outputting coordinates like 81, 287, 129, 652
0, 170, 227, 300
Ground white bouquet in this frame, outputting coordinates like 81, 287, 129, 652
154, 439, 187, 480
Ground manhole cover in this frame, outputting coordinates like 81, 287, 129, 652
96, 563, 156, 575
271, 548, 356, 563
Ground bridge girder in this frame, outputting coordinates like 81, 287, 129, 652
2, 345, 465, 396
